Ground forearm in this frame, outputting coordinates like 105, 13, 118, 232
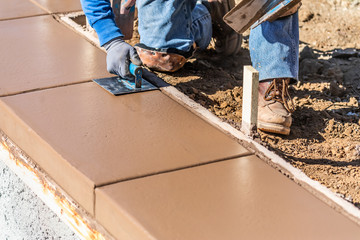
80, 0, 123, 46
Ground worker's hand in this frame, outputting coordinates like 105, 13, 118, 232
103, 38, 142, 79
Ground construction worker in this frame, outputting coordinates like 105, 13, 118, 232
80, 0, 300, 135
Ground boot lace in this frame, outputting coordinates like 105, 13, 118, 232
264, 78, 295, 113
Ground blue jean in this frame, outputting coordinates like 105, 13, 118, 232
136, 0, 212, 52
250, 12, 299, 81
137, 0, 299, 80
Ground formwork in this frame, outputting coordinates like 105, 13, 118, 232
1, 1, 360, 240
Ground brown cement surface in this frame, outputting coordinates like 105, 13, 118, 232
0, 82, 249, 214
0, 0, 46, 20
0, 15, 111, 97
29, 0, 82, 13
96, 155, 360, 240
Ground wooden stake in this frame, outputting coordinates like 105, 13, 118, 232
241, 66, 259, 136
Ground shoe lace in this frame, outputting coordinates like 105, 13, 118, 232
264, 78, 295, 113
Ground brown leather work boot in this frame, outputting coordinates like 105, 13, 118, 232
257, 78, 295, 135
134, 43, 193, 72
202, 0, 242, 56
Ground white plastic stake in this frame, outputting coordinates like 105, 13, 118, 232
241, 66, 259, 136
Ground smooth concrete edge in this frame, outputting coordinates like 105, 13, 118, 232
0, 131, 116, 240
95, 188, 157, 240
0, 100, 94, 214
56, 13, 360, 226
159, 84, 360, 226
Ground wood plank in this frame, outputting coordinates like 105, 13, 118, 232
223, 0, 284, 34
241, 65, 259, 136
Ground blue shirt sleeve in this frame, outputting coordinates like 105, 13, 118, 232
80, 0, 124, 46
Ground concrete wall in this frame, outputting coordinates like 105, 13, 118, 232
0, 159, 80, 240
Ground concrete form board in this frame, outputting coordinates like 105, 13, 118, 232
0, 82, 249, 215
29, 0, 82, 13
0, 15, 111, 97
96, 155, 360, 240
0, 0, 46, 20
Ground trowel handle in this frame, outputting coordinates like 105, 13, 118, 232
129, 63, 142, 88
129, 63, 142, 76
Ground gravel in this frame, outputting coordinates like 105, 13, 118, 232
0, 159, 80, 240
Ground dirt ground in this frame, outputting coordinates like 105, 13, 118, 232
129, 0, 360, 208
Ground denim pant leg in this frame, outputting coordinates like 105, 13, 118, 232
191, 2, 212, 50
249, 12, 299, 81
136, 0, 212, 52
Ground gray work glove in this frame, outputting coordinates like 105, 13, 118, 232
103, 38, 142, 79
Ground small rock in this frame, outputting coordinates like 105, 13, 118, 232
234, 111, 242, 118
220, 101, 228, 108
328, 119, 335, 130
299, 59, 323, 77
300, 46, 316, 61
323, 65, 344, 83
343, 67, 360, 86
349, 97, 359, 107
331, 148, 338, 156
344, 146, 351, 154
191, 87, 199, 94
345, 195, 353, 202
235, 96, 242, 102
355, 145, 360, 157
344, 127, 353, 135
329, 81, 345, 97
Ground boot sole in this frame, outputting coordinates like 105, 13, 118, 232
257, 121, 290, 135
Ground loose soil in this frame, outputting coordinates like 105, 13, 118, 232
127, 0, 360, 208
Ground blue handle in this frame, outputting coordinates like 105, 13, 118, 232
129, 63, 142, 88
129, 63, 142, 76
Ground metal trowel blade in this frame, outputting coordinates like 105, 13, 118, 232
251, 0, 301, 29
93, 76, 158, 96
